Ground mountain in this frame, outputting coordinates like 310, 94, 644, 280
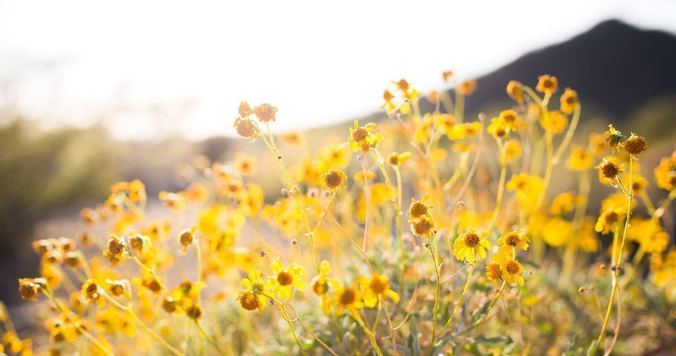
461, 19, 676, 121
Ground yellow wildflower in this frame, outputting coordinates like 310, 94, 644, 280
270, 257, 305, 300
359, 273, 399, 308
453, 229, 490, 264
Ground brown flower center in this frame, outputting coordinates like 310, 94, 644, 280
277, 271, 293, 286
325, 171, 343, 188
505, 233, 520, 246
339, 289, 356, 305
369, 278, 387, 294
352, 127, 368, 142
240, 292, 260, 311
409, 202, 427, 218
602, 163, 619, 179
505, 261, 520, 274
464, 232, 480, 247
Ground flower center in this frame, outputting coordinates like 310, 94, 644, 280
464, 233, 480, 247
505, 261, 520, 274
602, 163, 618, 178
339, 289, 356, 305
277, 271, 293, 286
352, 128, 368, 142
369, 278, 387, 294
505, 233, 520, 246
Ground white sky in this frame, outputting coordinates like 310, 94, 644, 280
1, 0, 675, 140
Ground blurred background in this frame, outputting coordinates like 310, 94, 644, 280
1, 0, 676, 320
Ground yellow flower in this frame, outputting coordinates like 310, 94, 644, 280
536, 74, 558, 95
359, 273, 399, 308
603, 124, 625, 149
549, 192, 585, 215
654, 151, 676, 192
457, 80, 477, 96
574, 218, 599, 253
566, 146, 594, 171
594, 208, 624, 235
317, 143, 351, 171
447, 121, 482, 140
234, 153, 257, 176
486, 262, 503, 282
497, 231, 530, 251
500, 139, 522, 164
500, 258, 525, 286
332, 282, 364, 317
408, 199, 435, 238
270, 258, 305, 300
506, 174, 544, 213
623, 134, 647, 155
487, 117, 509, 139
432, 113, 455, 134
311, 260, 338, 314
541, 217, 572, 247
388, 151, 412, 166
539, 110, 568, 134
19, 278, 46, 301
559, 88, 579, 114
413, 114, 433, 143
394, 78, 420, 101
323, 170, 347, 191
506, 80, 523, 103
238, 270, 272, 311
348, 121, 383, 153
596, 156, 624, 186
453, 229, 490, 264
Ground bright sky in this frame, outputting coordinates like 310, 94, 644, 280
1, 0, 675, 140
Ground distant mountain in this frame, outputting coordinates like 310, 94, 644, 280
462, 19, 676, 121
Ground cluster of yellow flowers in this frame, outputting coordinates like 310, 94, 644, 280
7, 72, 675, 355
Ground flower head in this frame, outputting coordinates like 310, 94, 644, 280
348, 121, 383, 153
500, 258, 525, 286
596, 156, 624, 186
359, 273, 399, 308
559, 88, 579, 114
253, 103, 278, 122
270, 257, 305, 300
234, 117, 260, 141
536, 74, 558, 95
623, 134, 647, 155
498, 231, 530, 251
506, 80, 523, 103
453, 228, 490, 264
238, 270, 272, 311
323, 170, 347, 191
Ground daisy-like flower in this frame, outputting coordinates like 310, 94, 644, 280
500, 258, 525, 286
497, 231, 530, 251
559, 88, 579, 114
311, 260, 339, 315
453, 228, 491, 264
358, 273, 399, 308
348, 121, 383, 153
506, 80, 523, 103
604, 124, 625, 149
486, 262, 503, 283
270, 257, 305, 300
536, 74, 558, 95
332, 282, 364, 318
623, 134, 647, 156
596, 156, 624, 186
238, 270, 273, 311
566, 146, 594, 171
323, 170, 347, 191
